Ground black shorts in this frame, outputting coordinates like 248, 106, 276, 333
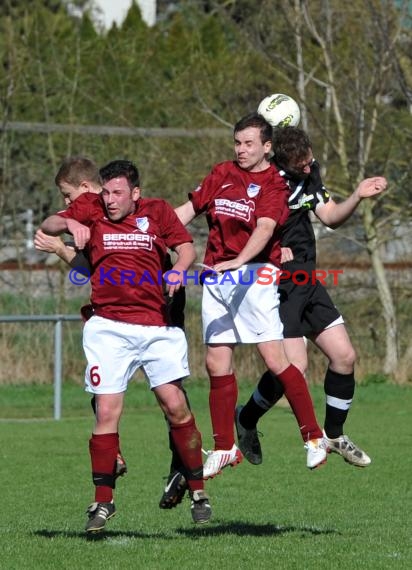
279, 279, 341, 338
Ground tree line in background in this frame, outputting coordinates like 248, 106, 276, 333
1, 0, 412, 380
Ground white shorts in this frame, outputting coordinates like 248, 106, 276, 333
325, 316, 345, 329
83, 316, 190, 394
202, 263, 284, 344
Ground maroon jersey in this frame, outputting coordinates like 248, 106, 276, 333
189, 161, 289, 267
58, 193, 192, 326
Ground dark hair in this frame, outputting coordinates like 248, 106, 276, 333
99, 160, 140, 188
55, 156, 101, 187
272, 126, 312, 170
234, 112, 273, 145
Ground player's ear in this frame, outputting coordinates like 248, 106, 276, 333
132, 186, 141, 201
80, 180, 93, 192
263, 139, 272, 155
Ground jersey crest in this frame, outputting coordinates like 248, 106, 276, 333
136, 216, 149, 232
246, 183, 261, 198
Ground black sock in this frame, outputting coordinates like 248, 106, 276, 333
324, 368, 355, 439
240, 371, 285, 430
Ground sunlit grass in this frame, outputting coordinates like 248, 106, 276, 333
0, 383, 411, 569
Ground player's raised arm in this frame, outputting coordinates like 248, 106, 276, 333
316, 176, 387, 229
40, 214, 69, 235
41, 215, 90, 250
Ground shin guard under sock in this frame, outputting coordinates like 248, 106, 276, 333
89, 432, 119, 503
278, 365, 323, 441
240, 371, 285, 430
170, 415, 203, 492
209, 373, 238, 449
324, 368, 355, 439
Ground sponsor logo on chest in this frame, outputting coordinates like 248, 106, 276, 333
102, 232, 156, 251
214, 198, 256, 221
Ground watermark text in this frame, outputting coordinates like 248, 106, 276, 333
68, 267, 344, 287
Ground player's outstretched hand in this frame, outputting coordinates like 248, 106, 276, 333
356, 176, 387, 199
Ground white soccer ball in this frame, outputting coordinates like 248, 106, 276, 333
257, 93, 301, 127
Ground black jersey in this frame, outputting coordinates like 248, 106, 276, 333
277, 160, 330, 268
271, 160, 340, 336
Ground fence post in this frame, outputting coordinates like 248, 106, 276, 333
0, 314, 81, 420
54, 318, 63, 420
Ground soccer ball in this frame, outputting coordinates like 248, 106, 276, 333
257, 93, 301, 127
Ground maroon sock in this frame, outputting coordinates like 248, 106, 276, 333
170, 415, 204, 492
209, 373, 238, 450
277, 365, 323, 441
89, 432, 119, 503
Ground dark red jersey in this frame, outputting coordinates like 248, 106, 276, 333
189, 161, 289, 267
58, 193, 192, 326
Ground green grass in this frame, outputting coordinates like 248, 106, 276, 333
0, 382, 411, 569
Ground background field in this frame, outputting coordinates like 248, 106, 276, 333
1, 288, 412, 387
1, 382, 411, 569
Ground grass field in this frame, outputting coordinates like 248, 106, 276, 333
1, 382, 411, 569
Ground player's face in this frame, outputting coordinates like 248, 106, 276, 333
284, 151, 314, 180
234, 127, 272, 172
101, 176, 140, 221
59, 182, 87, 206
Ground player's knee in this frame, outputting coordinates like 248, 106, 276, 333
95, 402, 120, 426
291, 358, 308, 376
330, 345, 357, 372
263, 352, 290, 375
205, 355, 231, 376
165, 403, 191, 425
162, 393, 191, 425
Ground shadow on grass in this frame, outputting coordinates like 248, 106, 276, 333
33, 529, 162, 541
34, 522, 338, 541
177, 521, 339, 537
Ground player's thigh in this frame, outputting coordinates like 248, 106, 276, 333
303, 282, 342, 334
312, 323, 356, 372
202, 282, 238, 344
83, 316, 141, 394
233, 290, 283, 343
141, 326, 190, 388
232, 265, 283, 343
279, 281, 308, 337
